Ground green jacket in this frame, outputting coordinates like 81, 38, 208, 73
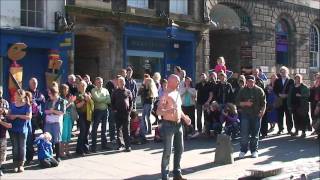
236, 85, 266, 118
287, 83, 310, 113
91, 87, 111, 110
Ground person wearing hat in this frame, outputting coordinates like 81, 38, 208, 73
236, 75, 266, 158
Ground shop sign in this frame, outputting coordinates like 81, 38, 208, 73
128, 38, 166, 50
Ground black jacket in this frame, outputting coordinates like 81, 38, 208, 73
273, 78, 294, 97
111, 88, 133, 114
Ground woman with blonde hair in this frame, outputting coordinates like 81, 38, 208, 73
139, 77, 158, 137
7, 89, 32, 172
75, 80, 94, 155
44, 85, 66, 161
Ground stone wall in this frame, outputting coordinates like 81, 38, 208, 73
206, 0, 320, 84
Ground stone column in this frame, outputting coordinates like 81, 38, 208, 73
202, 30, 210, 74
68, 49, 75, 74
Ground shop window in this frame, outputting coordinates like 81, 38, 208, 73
170, 0, 188, 15
21, 0, 44, 28
127, 0, 148, 9
310, 25, 320, 68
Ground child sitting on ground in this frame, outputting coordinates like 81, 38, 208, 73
130, 111, 146, 144
204, 101, 222, 137
35, 132, 59, 168
220, 103, 240, 140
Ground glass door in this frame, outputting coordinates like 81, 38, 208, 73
127, 50, 164, 81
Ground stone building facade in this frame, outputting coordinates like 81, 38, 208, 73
206, 0, 320, 84
66, 0, 209, 82
66, 0, 319, 83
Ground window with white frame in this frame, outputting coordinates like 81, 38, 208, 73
310, 25, 320, 68
127, 0, 148, 9
21, 0, 44, 28
170, 0, 188, 15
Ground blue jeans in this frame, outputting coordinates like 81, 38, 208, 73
9, 132, 27, 165
141, 103, 153, 135
91, 109, 108, 149
44, 122, 62, 144
240, 115, 261, 153
161, 121, 184, 180
108, 107, 116, 141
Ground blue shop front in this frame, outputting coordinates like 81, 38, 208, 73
0, 28, 73, 99
123, 24, 196, 81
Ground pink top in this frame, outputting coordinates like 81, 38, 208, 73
214, 64, 227, 73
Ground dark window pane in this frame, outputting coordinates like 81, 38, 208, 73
21, 10, 27, 26
36, 0, 44, 12
21, 0, 27, 10
36, 12, 43, 27
28, 0, 35, 11
28, 11, 36, 27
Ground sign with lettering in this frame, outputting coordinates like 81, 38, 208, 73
127, 38, 167, 50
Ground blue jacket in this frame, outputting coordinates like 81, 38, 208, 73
35, 138, 53, 160
125, 78, 138, 100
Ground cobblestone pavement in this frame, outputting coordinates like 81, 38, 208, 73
2, 130, 319, 180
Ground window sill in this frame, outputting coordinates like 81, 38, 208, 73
126, 6, 156, 17
169, 13, 193, 21
20, 26, 46, 31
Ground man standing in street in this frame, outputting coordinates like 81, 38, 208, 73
236, 75, 266, 158
157, 74, 191, 180
125, 67, 138, 111
111, 76, 133, 152
273, 66, 294, 135
91, 77, 111, 152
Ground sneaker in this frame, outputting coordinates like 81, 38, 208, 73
251, 151, 259, 158
239, 152, 246, 159
18, 166, 24, 172
291, 131, 298, 136
117, 146, 125, 151
173, 174, 187, 180
190, 132, 200, 138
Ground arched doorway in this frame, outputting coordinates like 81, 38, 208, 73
74, 35, 104, 78
209, 3, 252, 74
275, 19, 290, 66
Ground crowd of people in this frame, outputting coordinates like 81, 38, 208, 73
0, 56, 319, 180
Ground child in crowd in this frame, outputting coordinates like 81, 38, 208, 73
130, 111, 146, 144
204, 101, 222, 137
35, 132, 59, 168
0, 90, 11, 176
214, 57, 227, 74
266, 85, 278, 133
214, 57, 233, 79
220, 103, 240, 139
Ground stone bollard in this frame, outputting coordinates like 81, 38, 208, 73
214, 134, 234, 165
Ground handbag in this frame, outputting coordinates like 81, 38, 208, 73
273, 97, 283, 108
274, 80, 289, 108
